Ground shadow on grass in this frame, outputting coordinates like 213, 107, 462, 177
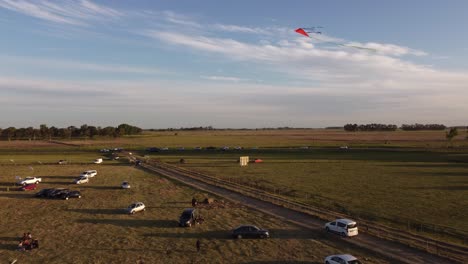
243, 260, 316, 264
407, 186, 468, 191
144, 228, 318, 240
67, 208, 123, 215
0, 181, 17, 186
41, 176, 75, 180
77, 219, 179, 228
78, 185, 121, 190
0, 236, 19, 241
0, 192, 33, 199
417, 172, 468, 177
382, 163, 468, 169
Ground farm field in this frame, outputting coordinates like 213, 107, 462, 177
153, 149, 468, 240
0, 163, 388, 264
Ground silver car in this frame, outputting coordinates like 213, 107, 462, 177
126, 202, 145, 214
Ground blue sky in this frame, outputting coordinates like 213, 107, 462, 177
0, 0, 467, 128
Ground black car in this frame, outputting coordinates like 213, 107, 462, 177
179, 208, 199, 227
59, 190, 81, 200
232, 225, 269, 239
35, 188, 56, 197
146, 147, 160, 152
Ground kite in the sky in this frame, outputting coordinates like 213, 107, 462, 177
295, 27, 376, 51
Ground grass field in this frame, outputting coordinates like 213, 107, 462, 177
0, 163, 388, 264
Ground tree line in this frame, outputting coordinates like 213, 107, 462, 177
0, 124, 142, 141
344, 123, 449, 132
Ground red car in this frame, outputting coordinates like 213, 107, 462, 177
19, 184, 37, 191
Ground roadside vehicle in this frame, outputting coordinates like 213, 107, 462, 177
146, 147, 160, 152
35, 188, 56, 198
178, 208, 199, 227
60, 190, 81, 200
324, 254, 361, 264
232, 225, 269, 239
121, 181, 130, 189
80, 170, 97, 178
58, 160, 68, 165
74, 176, 89, 184
94, 158, 103, 164
325, 219, 358, 237
17, 177, 42, 186
126, 202, 145, 214
19, 184, 37, 191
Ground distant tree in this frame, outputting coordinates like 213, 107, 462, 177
2, 127, 16, 141
39, 124, 49, 140
25, 127, 34, 140
80, 124, 90, 138
446, 127, 458, 147
88, 126, 98, 139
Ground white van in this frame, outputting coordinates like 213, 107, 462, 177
94, 158, 103, 164
325, 219, 358, 237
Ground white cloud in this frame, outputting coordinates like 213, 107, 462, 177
200, 75, 246, 82
212, 24, 262, 34
0, 0, 122, 25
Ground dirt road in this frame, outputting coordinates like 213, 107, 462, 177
138, 162, 461, 264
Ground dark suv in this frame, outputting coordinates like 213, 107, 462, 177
179, 208, 199, 227
232, 225, 269, 239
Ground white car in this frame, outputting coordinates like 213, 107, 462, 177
17, 177, 42, 186
74, 176, 89, 184
126, 202, 145, 214
325, 219, 358, 237
94, 158, 103, 164
80, 170, 97, 178
325, 254, 361, 264
121, 181, 131, 189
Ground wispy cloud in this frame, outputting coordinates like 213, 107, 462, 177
0, 0, 122, 26
200, 75, 246, 82
212, 24, 262, 34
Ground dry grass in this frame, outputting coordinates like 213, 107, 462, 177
0, 164, 388, 264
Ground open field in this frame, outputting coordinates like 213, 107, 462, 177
23, 129, 468, 149
153, 149, 468, 239
0, 163, 389, 264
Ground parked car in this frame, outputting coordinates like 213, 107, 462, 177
325, 219, 359, 237
58, 160, 68, 165
126, 202, 145, 214
74, 176, 89, 184
146, 147, 160, 152
324, 254, 361, 264
232, 225, 269, 239
60, 190, 81, 200
178, 208, 199, 227
19, 184, 37, 191
206, 146, 216, 150
121, 181, 130, 189
194, 147, 202, 150
17, 177, 42, 186
36, 188, 72, 199
35, 188, 56, 198
80, 170, 97, 178
94, 158, 103, 164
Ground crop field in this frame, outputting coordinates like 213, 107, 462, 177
0, 162, 389, 264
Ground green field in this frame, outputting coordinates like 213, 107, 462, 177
0, 163, 387, 264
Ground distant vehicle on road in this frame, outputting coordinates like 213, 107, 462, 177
58, 160, 68, 165
74, 176, 89, 184
126, 202, 145, 214
121, 181, 130, 189
80, 170, 97, 178
94, 158, 103, 164
324, 254, 361, 264
232, 225, 269, 239
146, 147, 160, 152
325, 219, 358, 237
19, 184, 37, 191
17, 177, 42, 186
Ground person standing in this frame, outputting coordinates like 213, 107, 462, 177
196, 239, 201, 253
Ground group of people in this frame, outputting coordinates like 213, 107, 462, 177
18, 232, 39, 251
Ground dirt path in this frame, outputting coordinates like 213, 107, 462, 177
138, 163, 459, 264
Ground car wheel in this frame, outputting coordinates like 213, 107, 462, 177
35, 181, 39, 184
260, 234, 266, 239
237, 234, 242, 239
325, 227, 330, 232
341, 232, 346, 237
65, 197, 69, 200
326, 261, 330, 264
131, 211, 135, 214
78, 196, 81, 199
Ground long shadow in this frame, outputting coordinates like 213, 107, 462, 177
383, 164, 468, 169
67, 208, 123, 215
243, 260, 316, 264
407, 186, 468, 191
44, 181, 73, 185
78, 185, 121, 190
0, 193, 33, 199
417, 172, 468, 177
144, 228, 318, 240
0, 181, 17, 186
0, 236, 19, 241
40, 176, 76, 179
77, 219, 179, 228
146, 206, 187, 209
0, 243, 17, 251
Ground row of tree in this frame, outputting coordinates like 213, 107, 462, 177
344, 124, 398, 131
344, 123, 451, 132
400, 124, 446, 131
0, 124, 142, 141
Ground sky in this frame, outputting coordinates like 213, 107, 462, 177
0, 0, 467, 128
